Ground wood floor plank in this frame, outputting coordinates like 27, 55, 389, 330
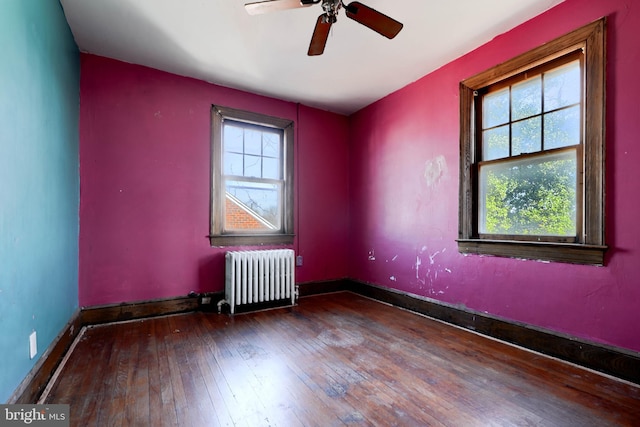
125, 322, 150, 425
187, 318, 237, 426
44, 292, 640, 426
146, 318, 178, 426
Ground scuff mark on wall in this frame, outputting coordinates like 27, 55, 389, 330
429, 249, 442, 265
414, 246, 451, 295
585, 283, 612, 298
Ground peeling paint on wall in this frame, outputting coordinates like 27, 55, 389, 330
424, 155, 448, 187
368, 250, 376, 261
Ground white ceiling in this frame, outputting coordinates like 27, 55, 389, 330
60, 0, 564, 115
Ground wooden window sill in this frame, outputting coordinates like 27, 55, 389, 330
209, 234, 295, 247
457, 239, 607, 266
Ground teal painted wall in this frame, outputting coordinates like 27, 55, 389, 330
0, 0, 79, 402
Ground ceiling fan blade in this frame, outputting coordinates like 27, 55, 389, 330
245, 0, 312, 16
344, 1, 403, 39
308, 14, 332, 56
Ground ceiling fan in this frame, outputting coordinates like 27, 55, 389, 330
245, 0, 403, 56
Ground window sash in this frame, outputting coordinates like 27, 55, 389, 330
474, 53, 584, 243
478, 147, 580, 242
223, 120, 283, 180
222, 177, 284, 233
478, 52, 584, 162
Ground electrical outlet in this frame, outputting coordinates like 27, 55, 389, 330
296, 255, 303, 266
201, 296, 211, 305
29, 331, 37, 359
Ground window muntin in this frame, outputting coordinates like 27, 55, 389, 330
457, 18, 606, 265
222, 121, 284, 232
210, 106, 294, 246
477, 54, 582, 241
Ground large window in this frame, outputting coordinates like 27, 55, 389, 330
210, 105, 294, 246
458, 18, 607, 265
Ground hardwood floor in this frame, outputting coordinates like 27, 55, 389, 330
44, 292, 640, 426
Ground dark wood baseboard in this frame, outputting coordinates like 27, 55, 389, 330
298, 279, 352, 297
80, 295, 205, 325
11, 310, 83, 404
348, 280, 640, 385
78, 281, 351, 325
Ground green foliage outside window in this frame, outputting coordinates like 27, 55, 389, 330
481, 153, 576, 236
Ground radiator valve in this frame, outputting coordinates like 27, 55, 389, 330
217, 299, 228, 314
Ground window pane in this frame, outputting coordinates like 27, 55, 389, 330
224, 152, 243, 175
244, 154, 262, 178
512, 117, 541, 156
544, 105, 580, 149
483, 88, 509, 128
512, 76, 541, 121
544, 60, 581, 111
479, 150, 577, 236
245, 129, 262, 155
224, 124, 244, 153
263, 132, 281, 158
483, 125, 509, 161
263, 157, 280, 180
225, 180, 281, 230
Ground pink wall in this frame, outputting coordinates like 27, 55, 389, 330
349, 0, 640, 352
79, 55, 349, 306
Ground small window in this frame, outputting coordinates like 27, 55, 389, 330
458, 18, 607, 265
210, 106, 294, 246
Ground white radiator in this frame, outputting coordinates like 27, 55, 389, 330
223, 249, 297, 314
